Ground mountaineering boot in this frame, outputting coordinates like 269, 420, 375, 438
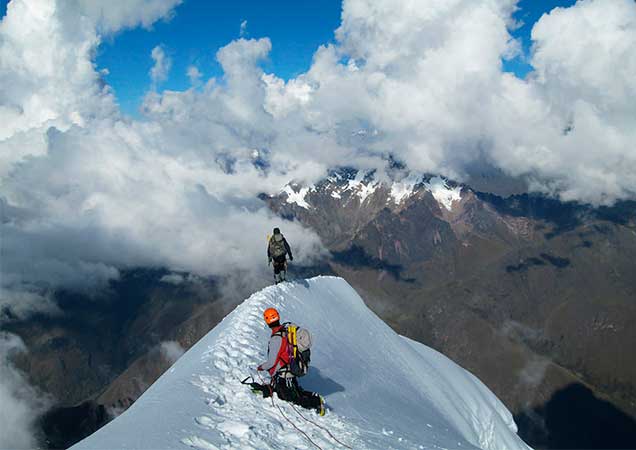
280, 270, 286, 282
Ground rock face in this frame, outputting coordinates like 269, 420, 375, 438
262, 169, 636, 447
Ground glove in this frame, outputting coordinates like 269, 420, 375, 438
289, 255, 294, 261
268, 258, 272, 266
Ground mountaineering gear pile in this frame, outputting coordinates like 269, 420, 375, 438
268, 228, 293, 284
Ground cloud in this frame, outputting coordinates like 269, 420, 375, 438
518, 356, 550, 388
186, 65, 202, 85
150, 45, 172, 86
0, 0, 115, 146
1, 0, 634, 319
1, 118, 325, 299
160, 341, 185, 363
487, 0, 636, 204
1, 0, 633, 316
72, 0, 182, 34
160, 273, 186, 285
0, 333, 51, 449
0, 0, 181, 443
240, 19, 248, 37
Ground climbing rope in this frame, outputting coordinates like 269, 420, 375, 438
289, 403, 353, 449
255, 372, 324, 450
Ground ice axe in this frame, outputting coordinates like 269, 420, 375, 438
240, 375, 268, 396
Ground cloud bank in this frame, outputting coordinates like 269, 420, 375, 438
0, 0, 635, 443
3, 0, 633, 299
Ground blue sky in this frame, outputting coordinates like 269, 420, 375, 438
506, 0, 578, 77
96, 1, 343, 115
0, 0, 578, 116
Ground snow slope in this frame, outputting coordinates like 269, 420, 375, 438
73, 277, 530, 450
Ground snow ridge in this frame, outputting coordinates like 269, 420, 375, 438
179, 293, 361, 449
73, 277, 531, 450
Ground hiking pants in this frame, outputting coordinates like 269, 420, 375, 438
255, 376, 320, 411
274, 376, 321, 411
272, 255, 287, 275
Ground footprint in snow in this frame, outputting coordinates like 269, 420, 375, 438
213, 359, 230, 372
180, 435, 219, 450
194, 415, 215, 429
216, 420, 252, 439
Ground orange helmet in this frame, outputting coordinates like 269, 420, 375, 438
263, 307, 280, 325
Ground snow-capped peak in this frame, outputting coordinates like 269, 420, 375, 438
390, 173, 423, 204
346, 170, 379, 203
424, 176, 462, 211
73, 277, 530, 450
281, 184, 311, 209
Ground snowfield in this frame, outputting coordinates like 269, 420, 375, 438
72, 276, 531, 450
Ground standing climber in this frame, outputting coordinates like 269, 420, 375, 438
268, 227, 293, 284
255, 307, 324, 415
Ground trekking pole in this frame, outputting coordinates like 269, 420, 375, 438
289, 403, 354, 449
256, 372, 324, 450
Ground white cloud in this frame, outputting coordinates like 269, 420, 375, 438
150, 45, 172, 86
262, 74, 313, 118
73, 0, 182, 34
160, 341, 185, 363
0, 0, 633, 317
2, 0, 634, 310
0, 0, 115, 145
0, 0, 181, 442
160, 273, 185, 285
186, 65, 202, 85
0, 333, 51, 449
487, 0, 636, 204
240, 19, 248, 37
